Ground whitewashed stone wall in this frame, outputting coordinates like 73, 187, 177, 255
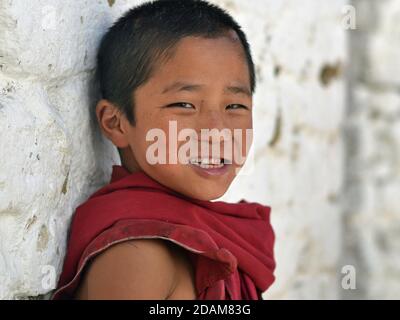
0, 0, 127, 299
0, 0, 397, 300
341, 0, 400, 299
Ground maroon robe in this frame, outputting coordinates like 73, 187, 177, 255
52, 165, 275, 300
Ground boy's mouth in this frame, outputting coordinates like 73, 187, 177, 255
188, 157, 232, 176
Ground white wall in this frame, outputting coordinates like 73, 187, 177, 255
0, 0, 127, 299
342, 0, 400, 299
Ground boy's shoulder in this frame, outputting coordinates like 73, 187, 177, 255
74, 238, 178, 299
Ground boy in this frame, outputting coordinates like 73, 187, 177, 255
52, 0, 275, 300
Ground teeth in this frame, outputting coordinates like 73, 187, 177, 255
189, 157, 225, 168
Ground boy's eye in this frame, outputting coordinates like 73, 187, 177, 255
166, 102, 195, 109
226, 104, 248, 110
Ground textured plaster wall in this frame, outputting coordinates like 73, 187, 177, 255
0, 0, 126, 299
1, 0, 397, 300
342, 0, 400, 299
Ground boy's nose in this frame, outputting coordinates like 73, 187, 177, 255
195, 109, 227, 132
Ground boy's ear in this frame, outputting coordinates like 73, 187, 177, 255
95, 99, 130, 148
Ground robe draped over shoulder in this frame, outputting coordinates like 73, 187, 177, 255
51, 165, 276, 300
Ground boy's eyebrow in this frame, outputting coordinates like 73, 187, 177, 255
161, 81, 251, 97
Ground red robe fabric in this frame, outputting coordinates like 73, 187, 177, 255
51, 165, 275, 300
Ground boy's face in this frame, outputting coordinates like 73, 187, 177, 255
103, 33, 253, 200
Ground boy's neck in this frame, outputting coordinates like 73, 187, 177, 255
119, 147, 141, 174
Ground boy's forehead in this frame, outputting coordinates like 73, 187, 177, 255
140, 32, 251, 94
177, 30, 242, 49
162, 33, 247, 70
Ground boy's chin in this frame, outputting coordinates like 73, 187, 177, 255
178, 171, 233, 201
162, 174, 231, 201
155, 178, 228, 200
180, 185, 228, 201
142, 164, 234, 201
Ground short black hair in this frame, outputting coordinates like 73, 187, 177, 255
96, 0, 256, 125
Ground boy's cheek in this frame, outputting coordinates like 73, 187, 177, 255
129, 120, 252, 173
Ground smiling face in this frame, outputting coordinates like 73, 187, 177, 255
97, 32, 253, 200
